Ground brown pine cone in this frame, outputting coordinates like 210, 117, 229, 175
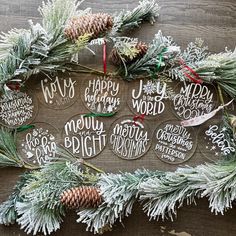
136, 41, 148, 57
60, 186, 103, 209
109, 41, 148, 66
65, 13, 113, 41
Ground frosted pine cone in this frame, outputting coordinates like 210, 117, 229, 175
60, 186, 103, 209
109, 41, 148, 66
65, 13, 113, 41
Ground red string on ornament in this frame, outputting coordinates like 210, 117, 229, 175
133, 114, 145, 126
103, 39, 107, 75
179, 59, 203, 84
6, 82, 20, 91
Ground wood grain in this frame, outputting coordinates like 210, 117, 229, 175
0, 0, 235, 235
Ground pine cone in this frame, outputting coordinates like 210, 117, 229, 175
60, 186, 103, 209
65, 13, 113, 41
109, 41, 148, 66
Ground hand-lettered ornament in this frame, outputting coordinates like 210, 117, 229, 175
17, 122, 59, 166
108, 116, 151, 160
171, 82, 218, 120
127, 79, 169, 119
81, 76, 125, 114
62, 114, 107, 159
36, 74, 79, 109
154, 120, 197, 164
198, 121, 236, 162
0, 90, 37, 128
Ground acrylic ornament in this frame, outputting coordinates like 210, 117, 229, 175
36, 73, 79, 110
108, 115, 152, 160
0, 90, 38, 128
198, 120, 236, 162
154, 120, 197, 164
62, 114, 107, 159
171, 82, 218, 120
127, 78, 169, 119
17, 122, 59, 167
81, 76, 125, 114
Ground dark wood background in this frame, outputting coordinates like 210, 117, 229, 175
0, 0, 236, 235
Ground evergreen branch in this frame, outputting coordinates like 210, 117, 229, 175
118, 31, 180, 79
195, 49, 236, 99
15, 149, 99, 235
0, 0, 90, 91
112, 0, 160, 34
0, 29, 29, 61
77, 169, 163, 234
39, 0, 84, 44
112, 37, 139, 60
0, 173, 30, 225
0, 128, 24, 168
139, 159, 236, 221
168, 38, 209, 81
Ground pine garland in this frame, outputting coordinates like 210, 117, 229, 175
0, 128, 235, 235
115, 31, 180, 79
12, 149, 99, 235
0, 0, 160, 92
195, 49, 236, 99
0, 128, 24, 168
111, 0, 160, 34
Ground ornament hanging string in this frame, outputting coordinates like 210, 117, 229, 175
133, 114, 145, 126
151, 48, 166, 80
16, 124, 35, 133
84, 112, 116, 118
156, 48, 167, 71
181, 99, 234, 127
179, 59, 203, 84
6, 82, 20, 91
103, 39, 107, 75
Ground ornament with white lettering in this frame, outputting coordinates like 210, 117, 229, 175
0, 91, 37, 128
82, 76, 124, 114
36, 74, 78, 109
17, 122, 58, 166
128, 79, 168, 118
108, 116, 151, 160
199, 121, 236, 161
172, 82, 217, 120
154, 120, 197, 164
62, 114, 107, 159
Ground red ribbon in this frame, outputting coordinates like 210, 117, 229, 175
179, 59, 203, 84
103, 39, 107, 75
133, 114, 145, 126
6, 82, 20, 91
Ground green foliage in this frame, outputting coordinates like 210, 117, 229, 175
119, 31, 180, 79
139, 159, 236, 220
0, 173, 30, 225
0, 29, 29, 61
0, 0, 90, 91
195, 49, 236, 99
113, 37, 139, 60
112, 0, 160, 34
15, 149, 99, 235
168, 38, 209, 81
39, 0, 82, 43
0, 128, 24, 168
77, 169, 163, 233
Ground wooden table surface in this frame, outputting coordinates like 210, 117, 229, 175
0, 0, 236, 236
